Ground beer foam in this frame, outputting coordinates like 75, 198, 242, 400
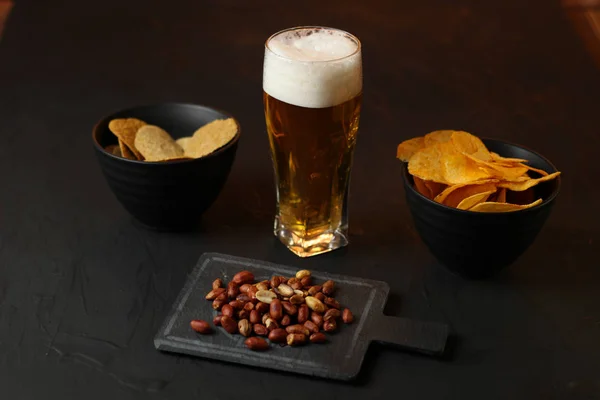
263, 28, 362, 109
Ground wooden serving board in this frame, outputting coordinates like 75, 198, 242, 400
154, 253, 449, 380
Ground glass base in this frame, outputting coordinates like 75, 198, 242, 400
273, 217, 349, 258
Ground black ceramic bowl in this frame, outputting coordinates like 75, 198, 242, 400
92, 103, 240, 231
402, 139, 561, 279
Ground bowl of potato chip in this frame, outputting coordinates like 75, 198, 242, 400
93, 103, 240, 230
397, 130, 561, 279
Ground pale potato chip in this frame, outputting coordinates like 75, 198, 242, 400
108, 118, 146, 160
134, 125, 184, 162
456, 190, 495, 210
104, 144, 121, 157
119, 139, 136, 160
185, 118, 238, 159
451, 131, 492, 161
469, 198, 543, 212
396, 137, 425, 162
498, 171, 561, 191
175, 137, 193, 153
497, 188, 507, 203
438, 181, 499, 208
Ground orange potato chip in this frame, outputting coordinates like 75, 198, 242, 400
423, 130, 454, 146
413, 176, 433, 198
523, 164, 549, 177
185, 118, 238, 159
424, 180, 446, 199
134, 125, 184, 162
498, 171, 561, 191
496, 188, 507, 203
490, 152, 528, 164
469, 198, 543, 213
434, 179, 498, 204
451, 131, 492, 161
438, 181, 499, 208
108, 118, 146, 160
456, 190, 496, 210
104, 144, 122, 157
119, 139, 136, 160
396, 137, 425, 162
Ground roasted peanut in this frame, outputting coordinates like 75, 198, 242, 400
305, 296, 327, 313
342, 308, 354, 324
244, 302, 254, 311
270, 276, 282, 288
308, 285, 322, 296
212, 279, 223, 290
227, 282, 239, 299
190, 319, 212, 334
232, 270, 254, 285
288, 278, 303, 290
205, 287, 226, 300
323, 319, 337, 333
289, 294, 305, 305
229, 300, 245, 310
280, 315, 291, 326
277, 284, 294, 297
298, 304, 309, 323
238, 309, 249, 320
286, 324, 310, 336
236, 293, 251, 303
221, 304, 234, 318
322, 280, 335, 296
249, 309, 261, 324
281, 301, 297, 316
239, 283, 252, 294
238, 319, 251, 337
220, 316, 237, 334
295, 270, 311, 279
245, 337, 269, 351
324, 309, 341, 321
255, 302, 269, 314
265, 318, 279, 331
256, 281, 270, 291
213, 315, 222, 326
303, 320, 319, 334
315, 292, 326, 302
310, 332, 327, 344
324, 297, 340, 309
247, 286, 258, 300
268, 328, 287, 343
262, 313, 270, 325
300, 276, 312, 287
287, 333, 307, 346
212, 292, 228, 310
253, 323, 268, 336
311, 312, 324, 328
255, 290, 277, 304
270, 299, 283, 320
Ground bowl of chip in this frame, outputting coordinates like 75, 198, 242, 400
398, 131, 561, 279
92, 103, 241, 231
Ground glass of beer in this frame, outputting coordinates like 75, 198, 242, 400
263, 26, 362, 257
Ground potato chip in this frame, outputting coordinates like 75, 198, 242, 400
437, 181, 499, 208
490, 152, 528, 164
119, 139, 136, 160
108, 118, 146, 160
423, 130, 454, 146
498, 171, 561, 191
413, 176, 433, 198
134, 125, 184, 162
434, 179, 498, 204
175, 137, 193, 153
456, 190, 496, 210
424, 180, 446, 199
496, 188, 507, 203
464, 153, 529, 180
451, 131, 492, 161
104, 144, 121, 157
469, 198, 543, 212
408, 144, 447, 183
185, 118, 238, 159
523, 164, 549, 177
396, 137, 425, 162
438, 141, 495, 184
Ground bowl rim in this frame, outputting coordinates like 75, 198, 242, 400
401, 137, 562, 215
92, 102, 241, 165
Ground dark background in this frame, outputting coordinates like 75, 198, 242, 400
0, 0, 599, 398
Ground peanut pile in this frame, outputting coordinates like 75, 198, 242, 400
190, 269, 354, 351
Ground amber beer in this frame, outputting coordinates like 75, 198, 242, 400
263, 27, 363, 257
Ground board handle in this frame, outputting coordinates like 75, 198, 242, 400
370, 315, 449, 356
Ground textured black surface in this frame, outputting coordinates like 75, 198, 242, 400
402, 139, 561, 279
155, 253, 448, 380
93, 103, 240, 230
1, 0, 600, 398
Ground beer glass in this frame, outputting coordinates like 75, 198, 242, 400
263, 26, 362, 257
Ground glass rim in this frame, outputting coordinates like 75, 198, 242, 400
264, 26, 362, 63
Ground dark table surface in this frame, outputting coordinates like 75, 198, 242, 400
1, 0, 599, 398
